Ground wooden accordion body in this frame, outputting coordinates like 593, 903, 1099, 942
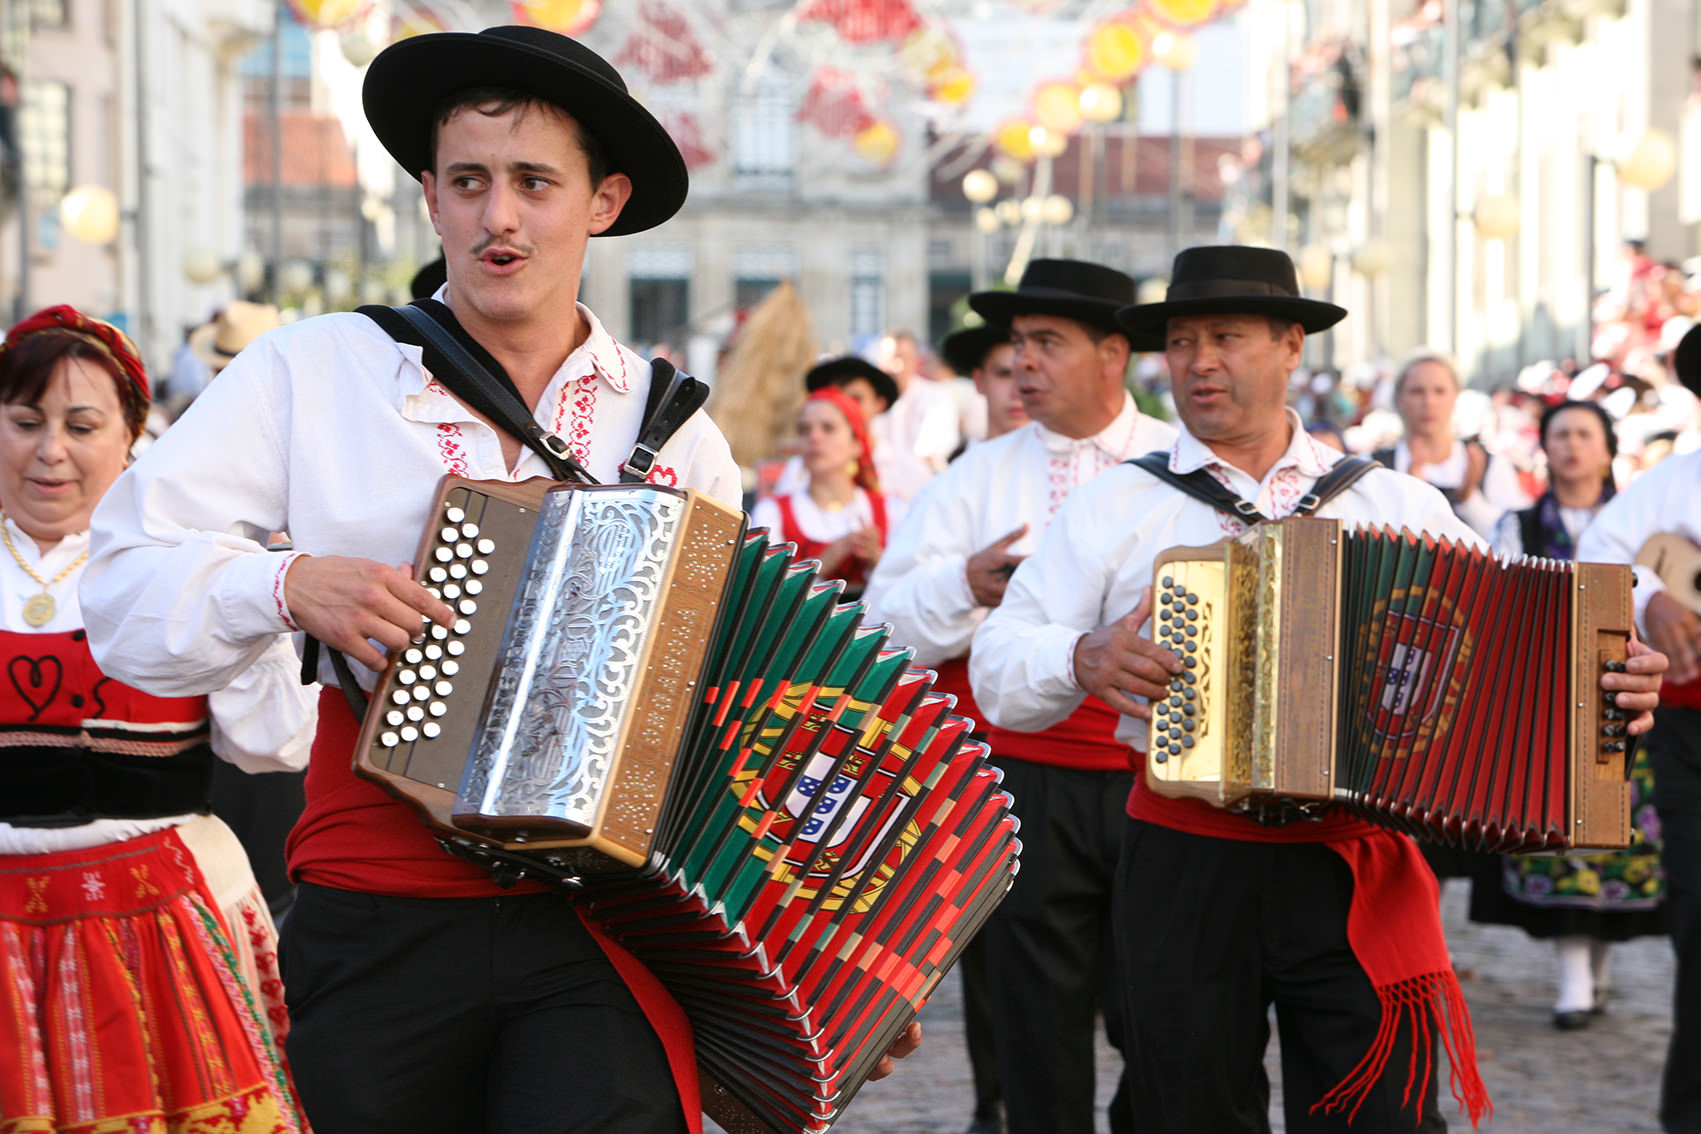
1146, 517, 1635, 850
353, 477, 1020, 1134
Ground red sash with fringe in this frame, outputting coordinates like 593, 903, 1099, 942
1129, 769, 1492, 1128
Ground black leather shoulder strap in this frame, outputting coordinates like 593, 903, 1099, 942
1125, 451, 1381, 524
622, 357, 711, 484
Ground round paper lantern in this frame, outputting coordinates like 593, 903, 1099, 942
236, 250, 266, 294
990, 156, 1027, 184
1034, 81, 1084, 136
1148, 0, 1218, 28
1152, 31, 1197, 71
1297, 243, 1333, 291
278, 259, 315, 298
1086, 20, 1144, 82
1020, 196, 1044, 222
930, 67, 977, 105
182, 247, 222, 285
1617, 129, 1677, 192
290, 0, 366, 29
1473, 192, 1519, 240
1136, 277, 1169, 305
995, 119, 1037, 162
1079, 82, 1123, 123
512, 0, 601, 35
340, 28, 379, 67
1042, 194, 1074, 225
1028, 124, 1068, 158
974, 207, 1001, 234
60, 186, 119, 245
854, 120, 900, 164
1350, 237, 1393, 277
963, 169, 999, 204
995, 199, 1022, 226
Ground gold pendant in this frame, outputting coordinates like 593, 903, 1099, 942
22, 592, 54, 628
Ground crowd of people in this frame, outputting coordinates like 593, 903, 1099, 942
0, 21, 1692, 1134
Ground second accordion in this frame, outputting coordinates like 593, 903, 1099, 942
1146, 516, 1635, 850
352, 476, 1019, 1134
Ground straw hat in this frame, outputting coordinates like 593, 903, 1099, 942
190, 302, 281, 370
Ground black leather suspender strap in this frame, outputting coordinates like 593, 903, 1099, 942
1125, 450, 1380, 524
621, 357, 709, 483
359, 301, 593, 484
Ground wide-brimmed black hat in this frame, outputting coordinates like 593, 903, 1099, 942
363, 26, 687, 236
1674, 325, 1701, 398
940, 323, 1011, 377
1116, 246, 1346, 346
968, 259, 1135, 336
804, 355, 900, 411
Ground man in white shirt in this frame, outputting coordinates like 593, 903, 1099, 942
1373, 352, 1530, 536
875, 329, 963, 474
939, 322, 1025, 443
866, 259, 1175, 1134
971, 246, 1668, 1133
81, 27, 913, 1134
1578, 324, 1701, 1133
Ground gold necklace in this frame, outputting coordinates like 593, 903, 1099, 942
0, 514, 87, 627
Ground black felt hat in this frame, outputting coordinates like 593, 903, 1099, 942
363, 26, 687, 236
1116, 246, 1347, 346
804, 355, 900, 411
940, 323, 1011, 377
968, 259, 1136, 336
1674, 324, 1701, 398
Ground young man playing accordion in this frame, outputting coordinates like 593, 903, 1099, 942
82, 26, 915, 1134
971, 245, 1668, 1132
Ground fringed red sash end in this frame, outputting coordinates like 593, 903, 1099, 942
1308, 969, 1491, 1129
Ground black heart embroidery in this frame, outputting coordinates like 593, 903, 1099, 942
8, 655, 62, 721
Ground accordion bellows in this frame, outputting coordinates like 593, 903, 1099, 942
354, 478, 1020, 1134
1147, 517, 1635, 850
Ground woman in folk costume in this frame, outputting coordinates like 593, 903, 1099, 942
751, 386, 900, 596
0, 306, 316, 1132
1477, 398, 1664, 1028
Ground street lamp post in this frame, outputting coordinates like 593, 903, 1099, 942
1154, 32, 1197, 260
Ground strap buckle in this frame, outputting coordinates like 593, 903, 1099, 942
1295, 492, 1322, 514
539, 431, 572, 459
1234, 499, 1262, 517
621, 442, 658, 482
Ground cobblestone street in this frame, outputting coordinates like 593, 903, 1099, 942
715, 880, 1674, 1133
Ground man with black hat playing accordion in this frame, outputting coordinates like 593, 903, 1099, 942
82, 25, 915, 1134
972, 245, 1669, 1132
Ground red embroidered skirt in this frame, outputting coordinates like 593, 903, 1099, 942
0, 826, 307, 1134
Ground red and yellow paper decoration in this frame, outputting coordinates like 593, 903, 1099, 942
286, 0, 368, 29
510, 0, 602, 35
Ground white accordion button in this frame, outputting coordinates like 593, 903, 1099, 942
404, 648, 422, 664
379, 730, 399, 747
461, 522, 480, 538
400, 725, 419, 742
446, 640, 466, 656
464, 579, 483, 595
445, 506, 466, 524
441, 659, 460, 676
397, 670, 416, 685
440, 526, 459, 543
406, 705, 425, 722
419, 664, 437, 680
428, 567, 447, 583
443, 583, 462, 600
422, 721, 442, 739
454, 543, 474, 559
428, 701, 448, 717
471, 560, 489, 575
424, 643, 443, 660
459, 599, 477, 615
450, 562, 468, 579
385, 710, 404, 727
390, 689, 410, 706
412, 686, 430, 702
476, 538, 495, 554
453, 619, 471, 635
434, 680, 454, 697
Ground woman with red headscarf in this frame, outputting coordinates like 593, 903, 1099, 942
0, 306, 314, 1132
751, 386, 901, 595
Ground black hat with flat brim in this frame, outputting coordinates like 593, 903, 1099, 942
940, 323, 1011, 377
362, 26, 687, 237
1674, 324, 1701, 398
1116, 246, 1347, 346
968, 259, 1136, 337
805, 355, 900, 411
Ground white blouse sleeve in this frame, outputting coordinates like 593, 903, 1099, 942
206, 634, 318, 773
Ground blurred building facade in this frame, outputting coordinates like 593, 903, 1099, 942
1246, 0, 1693, 382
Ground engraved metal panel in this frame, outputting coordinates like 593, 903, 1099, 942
459, 488, 684, 828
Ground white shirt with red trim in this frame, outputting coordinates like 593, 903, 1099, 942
81, 302, 742, 695
864, 393, 1176, 669
970, 411, 1481, 752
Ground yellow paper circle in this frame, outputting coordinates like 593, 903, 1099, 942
1087, 21, 1145, 83
995, 119, 1037, 162
1148, 0, 1218, 28
930, 67, 977, 105
293, 0, 365, 29
854, 121, 900, 164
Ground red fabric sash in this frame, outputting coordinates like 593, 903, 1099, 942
1127, 767, 1491, 1128
294, 691, 700, 1133
1662, 671, 1701, 711
987, 696, 1130, 771
930, 657, 983, 731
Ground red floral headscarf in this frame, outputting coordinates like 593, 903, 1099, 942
807, 385, 881, 495
0, 306, 150, 440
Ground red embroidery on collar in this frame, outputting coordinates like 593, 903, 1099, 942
1047, 452, 1071, 517
434, 422, 469, 477
567, 374, 598, 465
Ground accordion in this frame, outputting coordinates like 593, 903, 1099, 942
353, 477, 1019, 1134
1145, 517, 1635, 850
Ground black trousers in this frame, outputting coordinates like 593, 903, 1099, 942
1652, 707, 1701, 1133
978, 758, 1132, 1134
281, 882, 684, 1134
1113, 820, 1445, 1133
